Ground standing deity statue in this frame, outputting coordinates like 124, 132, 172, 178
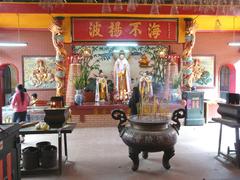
139, 71, 153, 115
113, 50, 131, 101
139, 72, 153, 100
95, 70, 108, 102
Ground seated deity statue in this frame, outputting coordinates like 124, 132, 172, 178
30, 59, 55, 87
30, 93, 38, 106
95, 70, 108, 102
113, 50, 131, 101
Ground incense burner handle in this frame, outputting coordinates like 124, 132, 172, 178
111, 109, 128, 135
171, 108, 186, 134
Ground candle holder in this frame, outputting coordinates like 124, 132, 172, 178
50, 96, 64, 108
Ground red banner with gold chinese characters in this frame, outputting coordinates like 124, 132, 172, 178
72, 18, 178, 42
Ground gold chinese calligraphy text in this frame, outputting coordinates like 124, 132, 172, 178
108, 22, 122, 37
89, 22, 103, 38
148, 23, 161, 39
129, 22, 142, 37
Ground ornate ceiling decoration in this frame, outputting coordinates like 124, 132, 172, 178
1, 0, 240, 15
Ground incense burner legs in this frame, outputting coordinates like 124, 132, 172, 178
162, 147, 175, 169
112, 108, 185, 171
129, 147, 140, 171
128, 147, 175, 171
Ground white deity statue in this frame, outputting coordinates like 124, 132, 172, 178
113, 50, 131, 101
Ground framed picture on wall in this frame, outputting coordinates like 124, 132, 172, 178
22, 56, 56, 90
192, 55, 215, 88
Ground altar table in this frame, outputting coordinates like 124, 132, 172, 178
20, 123, 76, 175
212, 118, 240, 167
70, 102, 184, 127
70, 103, 130, 124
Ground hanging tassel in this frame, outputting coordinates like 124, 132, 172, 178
170, 0, 179, 15
230, 0, 238, 16
38, 0, 65, 10
102, 0, 112, 13
127, 0, 137, 12
216, 0, 224, 15
150, 0, 159, 14
113, 0, 123, 12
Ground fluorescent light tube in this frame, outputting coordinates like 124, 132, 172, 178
228, 42, 240, 47
106, 42, 138, 47
0, 42, 28, 47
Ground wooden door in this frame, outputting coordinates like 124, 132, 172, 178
220, 65, 230, 100
0, 65, 12, 123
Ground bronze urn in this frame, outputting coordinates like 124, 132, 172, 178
111, 109, 185, 171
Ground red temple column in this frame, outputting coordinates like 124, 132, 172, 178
182, 18, 196, 91
50, 16, 67, 97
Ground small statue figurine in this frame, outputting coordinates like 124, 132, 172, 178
138, 54, 150, 67
95, 70, 108, 102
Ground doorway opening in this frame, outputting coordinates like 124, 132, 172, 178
219, 64, 236, 100
0, 63, 18, 122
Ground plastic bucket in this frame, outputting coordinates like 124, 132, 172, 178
36, 141, 51, 152
36, 141, 51, 164
40, 145, 57, 168
22, 146, 39, 170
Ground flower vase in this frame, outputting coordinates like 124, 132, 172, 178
170, 88, 181, 103
75, 89, 84, 105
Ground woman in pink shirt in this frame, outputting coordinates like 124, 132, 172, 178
11, 84, 30, 123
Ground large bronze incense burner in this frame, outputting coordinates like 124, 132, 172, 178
111, 109, 185, 171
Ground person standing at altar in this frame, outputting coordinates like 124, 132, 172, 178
10, 84, 30, 123
95, 70, 109, 102
113, 50, 131, 101
128, 86, 140, 115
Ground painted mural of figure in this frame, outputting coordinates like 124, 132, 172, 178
192, 59, 204, 81
95, 70, 108, 102
30, 59, 55, 87
36, 59, 48, 82
113, 50, 131, 101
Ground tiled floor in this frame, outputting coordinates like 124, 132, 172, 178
22, 122, 240, 180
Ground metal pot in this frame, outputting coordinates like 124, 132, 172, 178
217, 102, 240, 122
112, 109, 185, 171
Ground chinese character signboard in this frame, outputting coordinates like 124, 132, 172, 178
72, 18, 178, 42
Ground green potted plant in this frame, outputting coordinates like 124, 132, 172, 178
73, 47, 100, 102
172, 74, 181, 89
84, 78, 96, 102
76, 47, 100, 87
73, 76, 85, 105
171, 73, 182, 102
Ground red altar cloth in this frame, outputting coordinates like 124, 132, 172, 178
70, 103, 130, 123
